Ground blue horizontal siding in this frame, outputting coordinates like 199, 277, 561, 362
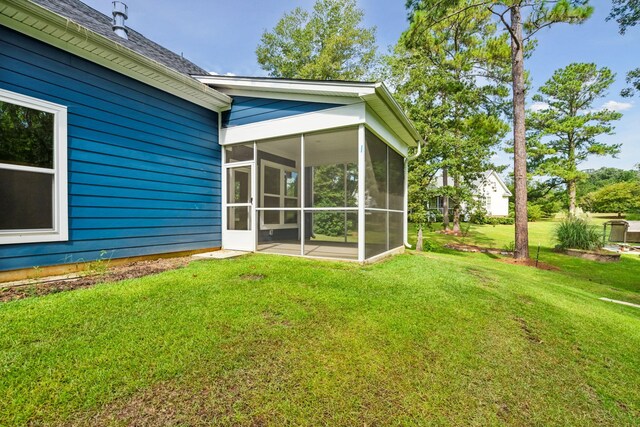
69, 196, 218, 211
222, 96, 342, 127
0, 26, 221, 271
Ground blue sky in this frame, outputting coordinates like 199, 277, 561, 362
82, 0, 639, 171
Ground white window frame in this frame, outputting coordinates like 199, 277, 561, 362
259, 159, 299, 230
0, 88, 68, 245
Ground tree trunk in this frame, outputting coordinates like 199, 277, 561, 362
510, 5, 529, 259
452, 176, 461, 233
568, 180, 577, 216
416, 226, 424, 251
442, 167, 450, 230
452, 206, 461, 234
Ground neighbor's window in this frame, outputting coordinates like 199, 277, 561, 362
0, 89, 68, 244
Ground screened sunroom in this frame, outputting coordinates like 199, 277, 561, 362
201, 76, 422, 262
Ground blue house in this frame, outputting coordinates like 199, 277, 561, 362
0, 0, 421, 280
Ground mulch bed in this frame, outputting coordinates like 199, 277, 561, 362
497, 257, 560, 271
444, 243, 512, 256
0, 257, 192, 303
444, 243, 559, 271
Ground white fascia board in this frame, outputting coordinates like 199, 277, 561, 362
220, 103, 366, 145
216, 88, 360, 106
371, 83, 421, 142
490, 170, 512, 196
195, 76, 377, 97
365, 106, 409, 157
1, 0, 231, 112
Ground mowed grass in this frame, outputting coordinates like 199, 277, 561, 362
1, 226, 639, 425
411, 214, 640, 298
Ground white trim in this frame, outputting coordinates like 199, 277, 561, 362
363, 245, 405, 264
259, 160, 299, 230
365, 107, 409, 157
0, 88, 68, 245
195, 75, 379, 97
302, 207, 359, 211
357, 124, 366, 262
221, 103, 366, 145
365, 208, 405, 213
1, 0, 230, 112
0, 163, 56, 174
222, 162, 255, 251
300, 134, 305, 256
403, 159, 410, 248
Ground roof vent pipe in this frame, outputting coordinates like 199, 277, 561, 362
112, 1, 128, 39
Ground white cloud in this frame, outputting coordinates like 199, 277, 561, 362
600, 100, 633, 112
207, 71, 237, 76
529, 101, 549, 112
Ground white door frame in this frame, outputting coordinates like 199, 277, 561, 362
222, 161, 256, 251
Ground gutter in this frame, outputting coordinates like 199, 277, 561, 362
1, 0, 231, 111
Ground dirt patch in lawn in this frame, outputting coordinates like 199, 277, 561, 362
515, 317, 544, 344
0, 257, 191, 303
240, 273, 266, 281
497, 257, 559, 271
445, 243, 513, 256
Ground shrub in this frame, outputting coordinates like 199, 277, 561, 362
555, 217, 602, 251
527, 203, 544, 222
487, 217, 514, 225
502, 241, 515, 252
468, 209, 488, 224
314, 211, 353, 237
627, 212, 640, 220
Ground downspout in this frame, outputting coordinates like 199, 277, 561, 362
404, 140, 423, 249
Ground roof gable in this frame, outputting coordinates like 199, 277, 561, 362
484, 170, 512, 196
194, 75, 422, 147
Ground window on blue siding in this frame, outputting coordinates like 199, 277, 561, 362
0, 89, 68, 245
0, 101, 54, 168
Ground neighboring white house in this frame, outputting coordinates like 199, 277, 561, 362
427, 170, 512, 217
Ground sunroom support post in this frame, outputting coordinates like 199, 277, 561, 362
358, 124, 366, 262
300, 134, 305, 256
403, 158, 409, 248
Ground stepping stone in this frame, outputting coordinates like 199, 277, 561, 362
192, 250, 248, 260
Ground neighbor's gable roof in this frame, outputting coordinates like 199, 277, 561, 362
194, 75, 422, 147
0, 0, 230, 111
484, 170, 512, 196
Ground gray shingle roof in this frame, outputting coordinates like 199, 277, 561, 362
30, 0, 209, 76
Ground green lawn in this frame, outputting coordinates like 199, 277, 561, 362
1, 223, 639, 425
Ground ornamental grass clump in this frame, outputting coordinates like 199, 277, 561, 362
555, 217, 602, 251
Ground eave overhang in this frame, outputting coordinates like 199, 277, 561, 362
0, 0, 231, 112
194, 75, 422, 147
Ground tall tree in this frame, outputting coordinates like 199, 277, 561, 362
391, 3, 510, 235
608, 0, 640, 97
527, 63, 622, 215
256, 0, 377, 80
405, 0, 593, 259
